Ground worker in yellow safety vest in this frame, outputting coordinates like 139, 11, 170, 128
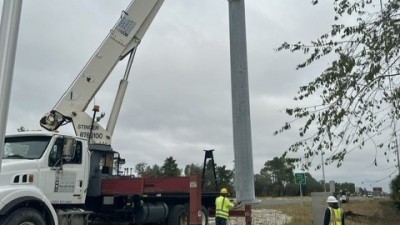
215, 188, 241, 225
324, 195, 345, 225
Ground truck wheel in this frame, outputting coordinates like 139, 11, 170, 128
1, 207, 46, 225
200, 206, 209, 225
167, 205, 209, 225
167, 204, 187, 225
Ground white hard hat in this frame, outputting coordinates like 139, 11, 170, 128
326, 196, 338, 203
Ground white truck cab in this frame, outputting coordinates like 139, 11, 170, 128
1, 131, 90, 205
0, 131, 92, 224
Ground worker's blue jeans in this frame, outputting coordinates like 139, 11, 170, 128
215, 217, 227, 225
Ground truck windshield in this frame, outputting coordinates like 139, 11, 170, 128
3, 136, 51, 159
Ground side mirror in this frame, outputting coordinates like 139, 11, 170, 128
63, 138, 76, 162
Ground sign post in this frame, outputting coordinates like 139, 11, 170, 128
295, 173, 306, 203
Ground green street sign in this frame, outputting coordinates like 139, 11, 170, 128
295, 173, 306, 185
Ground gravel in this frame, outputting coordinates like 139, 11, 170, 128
209, 209, 292, 225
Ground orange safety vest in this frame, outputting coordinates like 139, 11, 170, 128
328, 207, 343, 225
215, 196, 234, 220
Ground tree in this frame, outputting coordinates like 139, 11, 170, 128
391, 174, 400, 209
135, 162, 148, 177
147, 164, 163, 177
161, 156, 181, 177
216, 165, 234, 193
184, 163, 202, 176
336, 182, 356, 194
134, 162, 163, 177
302, 173, 323, 195
284, 183, 299, 196
192, 160, 234, 193
254, 174, 270, 196
275, 0, 400, 168
262, 156, 295, 185
260, 155, 295, 196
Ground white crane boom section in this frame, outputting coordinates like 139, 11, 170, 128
40, 0, 164, 145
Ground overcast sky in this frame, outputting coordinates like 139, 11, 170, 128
1, 0, 397, 192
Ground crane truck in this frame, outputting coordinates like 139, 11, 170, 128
0, 1, 220, 224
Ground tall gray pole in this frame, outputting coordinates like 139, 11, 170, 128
0, 0, 23, 173
227, 0, 257, 203
321, 152, 326, 192
396, 138, 400, 176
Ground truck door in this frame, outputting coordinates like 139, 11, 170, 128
42, 137, 88, 204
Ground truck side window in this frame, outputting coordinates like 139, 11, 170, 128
70, 141, 82, 164
48, 138, 63, 167
48, 138, 82, 166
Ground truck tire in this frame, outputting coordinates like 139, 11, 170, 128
1, 207, 46, 225
199, 206, 209, 225
167, 204, 187, 225
167, 205, 209, 225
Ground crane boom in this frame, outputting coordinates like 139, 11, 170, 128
40, 0, 164, 145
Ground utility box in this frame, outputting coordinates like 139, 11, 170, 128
329, 180, 335, 193
311, 192, 332, 225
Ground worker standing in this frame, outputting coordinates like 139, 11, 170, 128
215, 188, 241, 225
324, 196, 345, 225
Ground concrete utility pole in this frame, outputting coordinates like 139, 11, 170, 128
321, 152, 326, 192
227, 0, 257, 204
0, 0, 23, 173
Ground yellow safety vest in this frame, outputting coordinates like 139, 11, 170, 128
215, 196, 234, 220
328, 207, 343, 225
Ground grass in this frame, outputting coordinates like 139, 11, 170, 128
341, 198, 400, 225
256, 197, 400, 225
265, 202, 312, 225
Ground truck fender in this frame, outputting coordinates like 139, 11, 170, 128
0, 185, 58, 225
